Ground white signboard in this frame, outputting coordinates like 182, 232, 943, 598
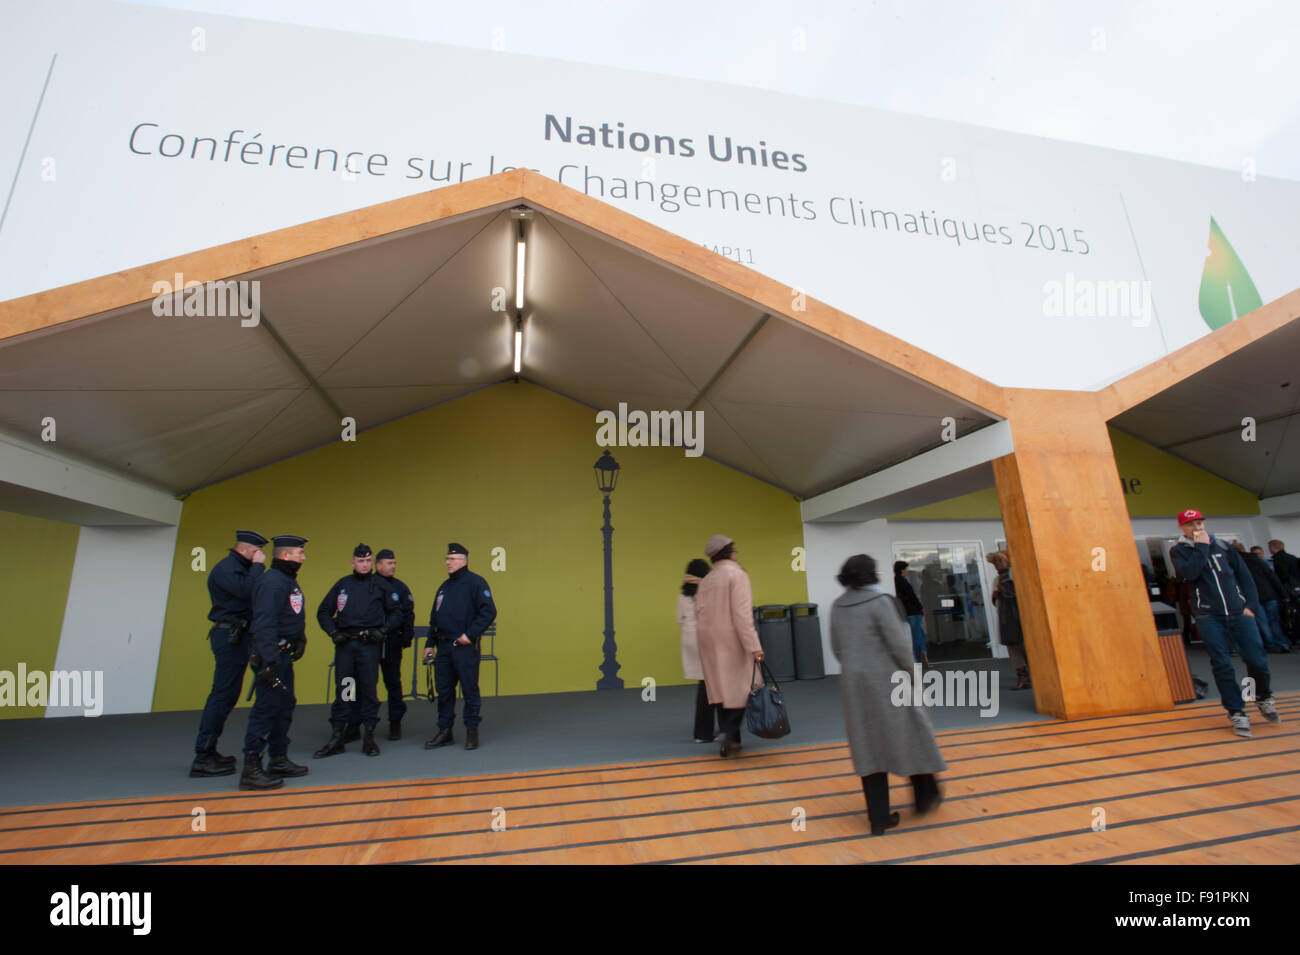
1, 0, 1297, 390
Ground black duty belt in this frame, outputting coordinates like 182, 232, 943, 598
212, 620, 249, 630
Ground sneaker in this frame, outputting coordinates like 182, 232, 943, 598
1257, 697, 1281, 723
1229, 712, 1252, 738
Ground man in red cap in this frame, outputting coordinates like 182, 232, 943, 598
1170, 510, 1280, 737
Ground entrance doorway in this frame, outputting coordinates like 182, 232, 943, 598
892, 540, 992, 662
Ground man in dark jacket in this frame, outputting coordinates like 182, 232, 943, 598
1170, 510, 1279, 738
1267, 540, 1300, 642
242, 534, 311, 789
314, 543, 403, 758
893, 561, 929, 667
375, 548, 416, 739
1237, 543, 1292, 652
191, 529, 266, 777
423, 543, 497, 751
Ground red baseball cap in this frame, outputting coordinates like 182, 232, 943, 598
1177, 509, 1204, 525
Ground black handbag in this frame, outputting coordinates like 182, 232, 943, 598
745, 660, 791, 739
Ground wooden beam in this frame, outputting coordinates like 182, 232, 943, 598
992, 389, 1175, 719
0, 171, 532, 342
1099, 287, 1300, 419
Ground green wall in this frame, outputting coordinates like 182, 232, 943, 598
888, 427, 1260, 520
153, 382, 807, 711
0, 511, 80, 719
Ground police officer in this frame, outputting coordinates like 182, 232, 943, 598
375, 548, 415, 740
191, 530, 266, 777
423, 543, 497, 751
241, 534, 311, 790
315, 543, 401, 758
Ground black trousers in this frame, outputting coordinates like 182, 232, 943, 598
693, 681, 720, 740
434, 642, 482, 729
861, 772, 940, 826
243, 654, 296, 759
195, 626, 250, 754
379, 638, 407, 723
718, 706, 745, 744
330, 639, 380, 729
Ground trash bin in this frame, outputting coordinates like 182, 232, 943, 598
754, 605, 795, 682
790, 603, 824, 679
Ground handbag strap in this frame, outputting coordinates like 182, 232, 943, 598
752, 658, 781, 691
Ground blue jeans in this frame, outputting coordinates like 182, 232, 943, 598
908, 614, 927, 661
1195, 613, 1272, 713
1258, 600, 1289, 650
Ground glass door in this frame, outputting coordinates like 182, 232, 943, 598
892, 540, 992, 661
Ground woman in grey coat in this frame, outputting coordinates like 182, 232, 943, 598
830, 554, 947, 835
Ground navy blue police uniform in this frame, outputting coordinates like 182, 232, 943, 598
425, 543, 496, 749
375, 548, 415, 736
314, 543, 402, 757
191, 530, 266, 777
241, 534, 311, 789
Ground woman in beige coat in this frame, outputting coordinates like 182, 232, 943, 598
694, 535, 765, 757
678, 558, 720, 742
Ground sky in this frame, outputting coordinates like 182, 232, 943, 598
126, 0, 1300, 182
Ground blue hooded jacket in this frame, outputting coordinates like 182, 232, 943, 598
1170, 536, 1259, 616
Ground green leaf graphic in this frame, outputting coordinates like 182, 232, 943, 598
1198, 216, 1263, 330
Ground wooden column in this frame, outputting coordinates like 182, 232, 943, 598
992, 389, 1175, 719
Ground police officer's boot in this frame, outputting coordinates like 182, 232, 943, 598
313, 727, 346, 758
342, 724, 361, 743
266, 754, 310, 777
465, 728, 479, 750
190, 751, 236, 777
423, 728, 454, 749
239, 754, 285, 790
388, 721, 401, 741
362, 726, 380, 756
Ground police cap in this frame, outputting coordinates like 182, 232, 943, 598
447, 542, 469, 557
235, 530, 268, 546
353, 543, 372, 558
376, 548, 395, 561
272, 535, 309, 548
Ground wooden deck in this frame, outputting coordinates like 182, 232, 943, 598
1, 693, 1296, 864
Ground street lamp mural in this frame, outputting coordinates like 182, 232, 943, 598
594, 450, 624, 689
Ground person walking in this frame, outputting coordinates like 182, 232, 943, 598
678, 558, 719, 743
694, 535, 764, 758
830, 554, 946, 835
1171, 510, 1280, 737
